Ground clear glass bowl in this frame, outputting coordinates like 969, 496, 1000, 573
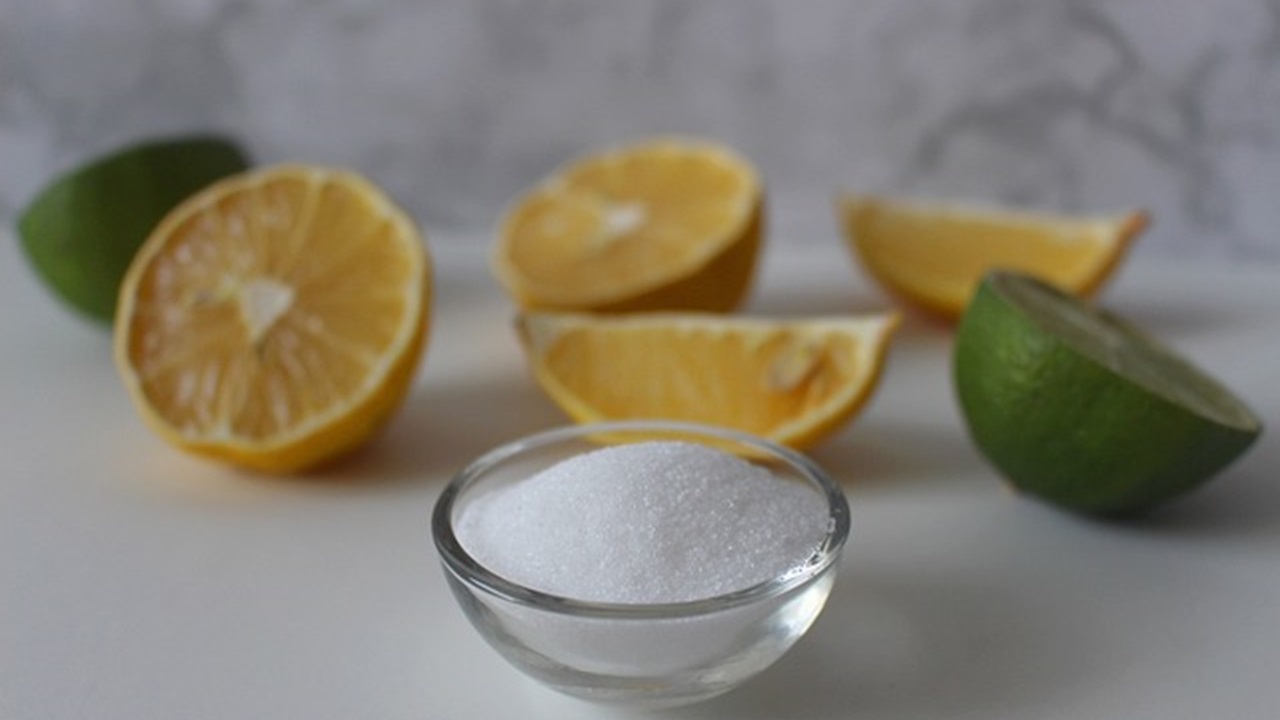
431, 421, 851, 708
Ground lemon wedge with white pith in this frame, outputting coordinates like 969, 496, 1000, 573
837, 194, 1147, 319
517, 312, 899, 450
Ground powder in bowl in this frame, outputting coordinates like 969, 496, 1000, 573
454, 440, 830, 604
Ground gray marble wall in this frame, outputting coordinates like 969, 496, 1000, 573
4, 0, 1279, 260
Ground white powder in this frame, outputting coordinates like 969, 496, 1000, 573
454, 441, 830, 604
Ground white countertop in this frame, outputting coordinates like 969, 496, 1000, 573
3, 234, 1278, 720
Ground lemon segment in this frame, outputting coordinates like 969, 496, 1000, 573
516, 312, 900, 450
836, 194, 1147, 320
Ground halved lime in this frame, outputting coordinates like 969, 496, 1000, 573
17, 136, 250, 323
954, 271, 1262, 516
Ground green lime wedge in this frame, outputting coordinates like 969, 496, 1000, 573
954, 271, 1262, 517
17, 136, 250, 324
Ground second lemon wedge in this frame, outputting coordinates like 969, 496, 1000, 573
837, 194, 1147, 319
516, 312, 900, 450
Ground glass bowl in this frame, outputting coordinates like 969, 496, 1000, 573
431, 420, 850, 708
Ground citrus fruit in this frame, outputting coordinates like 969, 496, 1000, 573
114, 165, 432, 473
493, 137, 763, 313
516, 312, 900, 450
954, 271, 1262, 516
18, 136, 250, 323
836, 194, 1147, 320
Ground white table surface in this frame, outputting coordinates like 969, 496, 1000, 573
3, 231, 1278, 720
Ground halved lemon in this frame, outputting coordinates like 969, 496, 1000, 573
516, 312, 900, 450
836, 194, 1147, 319
493, 137, 764, 313
114, 165, 432, 473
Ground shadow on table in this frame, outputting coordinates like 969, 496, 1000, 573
660, 565, 1104, 720
300, 371, 566, 488
812, 419, 985, 490
1104, 436, 1280, 543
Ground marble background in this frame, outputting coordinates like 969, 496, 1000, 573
3, 0, 1279, 261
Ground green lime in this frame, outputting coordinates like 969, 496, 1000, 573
954, 271, 1262, 517
17, 136, 250, 324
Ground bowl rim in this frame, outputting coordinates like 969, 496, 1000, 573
431, 420, 851, 619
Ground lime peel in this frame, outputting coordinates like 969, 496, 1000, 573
17, 135, 250, 324
954, 271, 1262, 516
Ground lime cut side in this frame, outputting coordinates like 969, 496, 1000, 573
17, 136, 250, 323
954, 271, 1262, 516
1004, 275, 1259, 430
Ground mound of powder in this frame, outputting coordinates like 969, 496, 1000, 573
454, 440, 830, 604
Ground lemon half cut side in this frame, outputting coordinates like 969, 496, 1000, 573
494, 138, 764, 313
114, 165, 432, 473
